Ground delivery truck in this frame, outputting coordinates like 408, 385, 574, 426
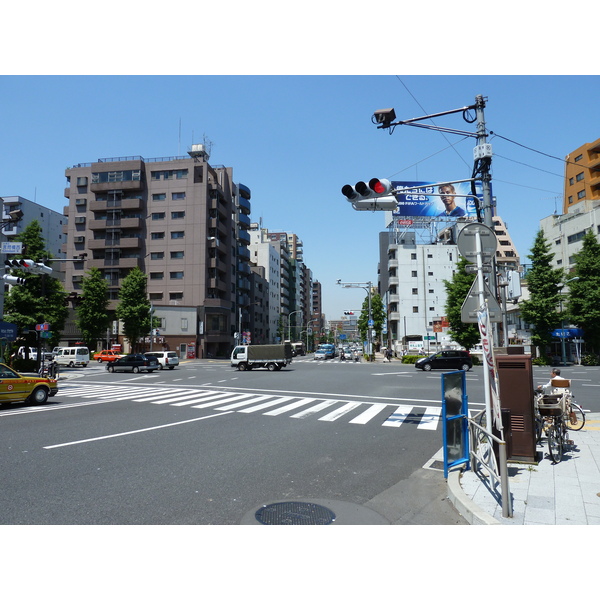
231, 343, 293, 371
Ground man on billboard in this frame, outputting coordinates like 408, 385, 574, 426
438, 184, 466, 217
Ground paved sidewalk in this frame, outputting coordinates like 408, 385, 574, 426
447, 412, 600, 524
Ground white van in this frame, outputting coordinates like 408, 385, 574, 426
144, 350, 179, 370
55, 346, 90, 367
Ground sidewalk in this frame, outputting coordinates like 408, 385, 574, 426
447, 413, 600, 525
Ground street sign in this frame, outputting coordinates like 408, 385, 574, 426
0, 321, 18, 341
40, 331, 52, 338
368, 319, 374, 327
461, 278, 502, 322
1, 241, 23, 254
457, 223, 497, 265
35, 322, 50, 332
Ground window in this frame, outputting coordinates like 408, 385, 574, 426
576, 172, 585, 182
577, 190, 586, 200
412, 306, 419, 313
150, 272, 164, 280
429, 289, 434, 294
169, 292, 184, 301
568, 230, 587, 244
181, 318, 188, 331
411, 271, 417, 277
411, 253, 417, 260
151, 232, 165, 240
149, 293, 163, 301
170, 271, 184, 279
152, 193, 166, 201
171, 231, 185, 239
412, 288, 418, 294
575, 154, 583, 162
150, 252, 164, 260
152, 212, 165, 220
429, 307, 435, 311
171, 211, 185, 219
172, 192, 186, 200
170, 251, 184, 259
569, 178, 574, 186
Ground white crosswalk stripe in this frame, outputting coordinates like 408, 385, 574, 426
60, 383, 442, 431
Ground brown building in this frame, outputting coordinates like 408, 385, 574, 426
62, 146, 249, 358
564, 137, 600, 213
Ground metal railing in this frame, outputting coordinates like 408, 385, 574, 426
467, 410, 513, 518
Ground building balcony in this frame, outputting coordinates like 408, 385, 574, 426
89, 198, 142, 212
388, 276, 399, 286
388, 311, 400, 321
90, 179, 143, 193
87, 257, 143, 270
88, 237, 142, 250
88, 217, 142, 230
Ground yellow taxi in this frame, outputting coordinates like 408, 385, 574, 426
0, 363, 58, 405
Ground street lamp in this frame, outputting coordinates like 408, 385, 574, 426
337, 280, 373, 356
238, 300, 261, 345
559, 276, 579, 366
287, 310, 302, 342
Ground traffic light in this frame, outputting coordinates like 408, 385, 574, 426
344, 311, 354, 315
341, 178, 393, 201
2, 274, 26, 286
4, 259, 53, 275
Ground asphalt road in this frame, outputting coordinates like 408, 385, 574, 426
1, 356, 598, 525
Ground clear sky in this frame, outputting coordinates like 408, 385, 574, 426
2, 74, 598, 320
1, 6, 598, 324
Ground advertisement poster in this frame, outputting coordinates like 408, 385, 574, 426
391, 180, 483, 218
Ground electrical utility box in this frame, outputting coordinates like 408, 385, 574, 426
494, 351, 537, 463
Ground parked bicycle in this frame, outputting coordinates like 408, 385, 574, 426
534, 378, 585, 464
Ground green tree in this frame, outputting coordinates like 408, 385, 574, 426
357, 292, 385, 348
519, 230, 563, 358
4, 221, 68, 350
567, 230, 600, 353
115, 267, 151, 351
443, 256, 480, 351
76, 267, 110, 350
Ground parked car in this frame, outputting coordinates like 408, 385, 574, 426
144, 351, 179, 370
106, 354, 160, 373
0, 362, 58, 405
93, 349, 124, 363
415, 350, 472, 372
314, 349, 328, 360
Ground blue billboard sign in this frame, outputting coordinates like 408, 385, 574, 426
391, 180, 483, 218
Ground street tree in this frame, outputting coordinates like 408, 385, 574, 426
443, 256, 480, 351
567, 230, 600, 353
115, 267, 151, 351
76, 267, 110, 350
357, 292, 385, 349
4, 220, 68, 350
519, 229, 562, 360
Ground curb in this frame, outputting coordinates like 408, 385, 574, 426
446, 467, 500, 526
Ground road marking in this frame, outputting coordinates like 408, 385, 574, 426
319, 401, 362, 421
43, 412, 233, 449
349, 403, 390, 424
383, 406, 414, 427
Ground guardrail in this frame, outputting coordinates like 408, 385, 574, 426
468, 410, 513, 518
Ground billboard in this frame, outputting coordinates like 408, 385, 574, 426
391, 180, 483, 218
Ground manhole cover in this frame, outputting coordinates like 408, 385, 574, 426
255, 501, 336, 525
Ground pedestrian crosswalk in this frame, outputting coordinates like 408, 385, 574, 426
60, 383, 443, 431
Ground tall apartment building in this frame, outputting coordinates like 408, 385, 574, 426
563, 136, 600, 213
62, 147, 249, 358
380, 215, 520, 353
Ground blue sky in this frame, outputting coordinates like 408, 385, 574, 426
1, 74, 598, 320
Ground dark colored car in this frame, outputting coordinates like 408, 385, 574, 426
106, 354, 159, 373
415, 350, 472, 372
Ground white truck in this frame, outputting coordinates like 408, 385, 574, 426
231, 344, 293, 371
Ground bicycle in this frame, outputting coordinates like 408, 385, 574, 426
537, 396, 566, 463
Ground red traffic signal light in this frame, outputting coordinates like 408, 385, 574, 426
341, 178, 392, 201
344, 311, 354, 315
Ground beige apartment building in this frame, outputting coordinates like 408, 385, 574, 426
62, 147, 249, 358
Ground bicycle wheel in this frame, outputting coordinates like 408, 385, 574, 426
548, 423, 563, 464
535, 415, 544, 444
565, 404, 585, 431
